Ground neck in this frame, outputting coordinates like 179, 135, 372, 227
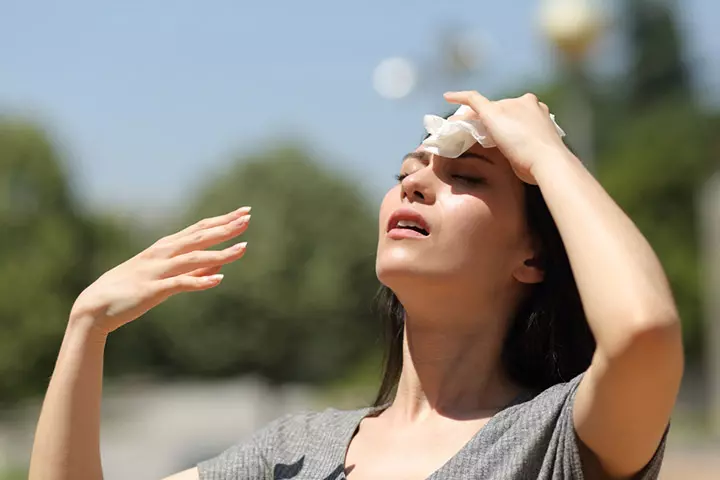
386, 292, 522, 423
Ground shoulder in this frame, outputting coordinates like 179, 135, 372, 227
525, 373, 584, 411
494, 373, 586, 449
261, 406, 371, 438
197, 406, 370, 480
498, 373, 584, 427
483, 373, 666, 479
533, 373, 585, 401
232, 406, 371, 456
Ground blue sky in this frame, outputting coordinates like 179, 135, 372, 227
2, 0, 719, 218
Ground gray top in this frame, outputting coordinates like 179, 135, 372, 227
198, 374, 667, 479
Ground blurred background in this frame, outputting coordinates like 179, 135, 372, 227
1, 0, 719, 478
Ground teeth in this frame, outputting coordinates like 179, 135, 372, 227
397, 220, 422, 229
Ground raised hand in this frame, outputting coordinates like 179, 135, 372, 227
443, 91, 572, 184
69, 206, 252, 335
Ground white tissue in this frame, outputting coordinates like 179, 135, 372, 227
421, 105, 566, 158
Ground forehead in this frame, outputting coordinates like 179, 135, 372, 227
465, 143, 506, 163
406, 143, 508, 166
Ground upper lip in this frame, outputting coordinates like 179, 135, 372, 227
387, 207, 431, 235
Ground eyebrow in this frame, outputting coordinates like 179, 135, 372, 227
401, 151, 430, 163
401, 150, 494, 165
458, 151, 495, 165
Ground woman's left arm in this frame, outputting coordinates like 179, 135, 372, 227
532, 140, 683, 477
446, 91, 684, 478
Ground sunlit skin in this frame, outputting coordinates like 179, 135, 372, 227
345, 93, 680, 479
377, 145, 541, 332
344, 130, 547, 480
28, 92, 683, 480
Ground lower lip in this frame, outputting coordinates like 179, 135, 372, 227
387, 228, 429, 239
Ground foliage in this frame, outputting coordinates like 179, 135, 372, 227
0, 117, 381, 402
0, 120, 96, 403
147, 144, 381, 383
596, 101, 718, 358
0, 0, 717, 403
626, 0, 691, 108
0, 468, 27, 480
528, 0, 718, 360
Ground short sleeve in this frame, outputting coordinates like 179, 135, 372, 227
197, 414, 293, 480
553, 374, 669, 479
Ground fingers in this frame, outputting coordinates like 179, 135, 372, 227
161, 242, 248, 278
445, 91, 546, 115
443, 91, 494, 116
182, 206, 251, 237
522, 92, 539, 104
158, 214, 251, 257
154, 273, 226, 297
144, 206, 250, 259
166, 206, 251, 242
177, 215, 250, 255
187, 264, 223, 277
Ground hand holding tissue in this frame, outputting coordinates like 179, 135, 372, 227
421, 105, 566, 159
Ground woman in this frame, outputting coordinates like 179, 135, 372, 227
29, 92, 683, 479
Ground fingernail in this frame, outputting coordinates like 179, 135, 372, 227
205, 274, 224, 283
232, 241, 247, 251
236, 206, 252, 213
234, 214, 251, 225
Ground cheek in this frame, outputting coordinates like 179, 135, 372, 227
439, 193, 517, 264
378, 185, 401, 234
440, 194, 492, 242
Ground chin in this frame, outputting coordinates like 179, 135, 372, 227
375, 250, 446, 292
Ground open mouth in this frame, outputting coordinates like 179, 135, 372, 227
392, 220, 429, 236
387, 209, 431, 237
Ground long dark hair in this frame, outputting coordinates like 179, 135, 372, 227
373, 135, 596, 406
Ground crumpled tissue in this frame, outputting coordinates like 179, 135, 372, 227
421, 105, 566, 158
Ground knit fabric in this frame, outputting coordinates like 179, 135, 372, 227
198, 374, 666, 479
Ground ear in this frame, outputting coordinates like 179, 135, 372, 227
512, 255, 545, 285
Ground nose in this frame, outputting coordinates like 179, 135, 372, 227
400, 166, 436, 204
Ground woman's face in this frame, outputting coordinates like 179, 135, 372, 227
376, 142, 540, 302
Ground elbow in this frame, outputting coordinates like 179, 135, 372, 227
601, 307, 685, 373
629, 305, 682, 340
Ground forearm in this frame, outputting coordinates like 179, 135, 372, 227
532, 150, 681, 356
29, 316, 107, 480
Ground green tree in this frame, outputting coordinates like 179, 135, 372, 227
508, 1, 716, 361
626, 0, 691, 108
0, 120, 94, 403
596, 101, 719, 359
144, 143, 381, 384
601, 0, 717, 360
0, 119, 145, 404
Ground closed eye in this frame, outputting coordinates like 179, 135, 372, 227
395, 173, 408, 183
452, 175, 486, 185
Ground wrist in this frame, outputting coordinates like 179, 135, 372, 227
67, 313, 109, 345
530, 146, 582, 183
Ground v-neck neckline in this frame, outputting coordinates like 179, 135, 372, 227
337, 391, 534, 480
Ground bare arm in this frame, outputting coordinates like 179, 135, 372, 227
533, 151, 682, 477
445, 90, 683, 478
28, 319, 107, 480
29, 207, 251, 480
